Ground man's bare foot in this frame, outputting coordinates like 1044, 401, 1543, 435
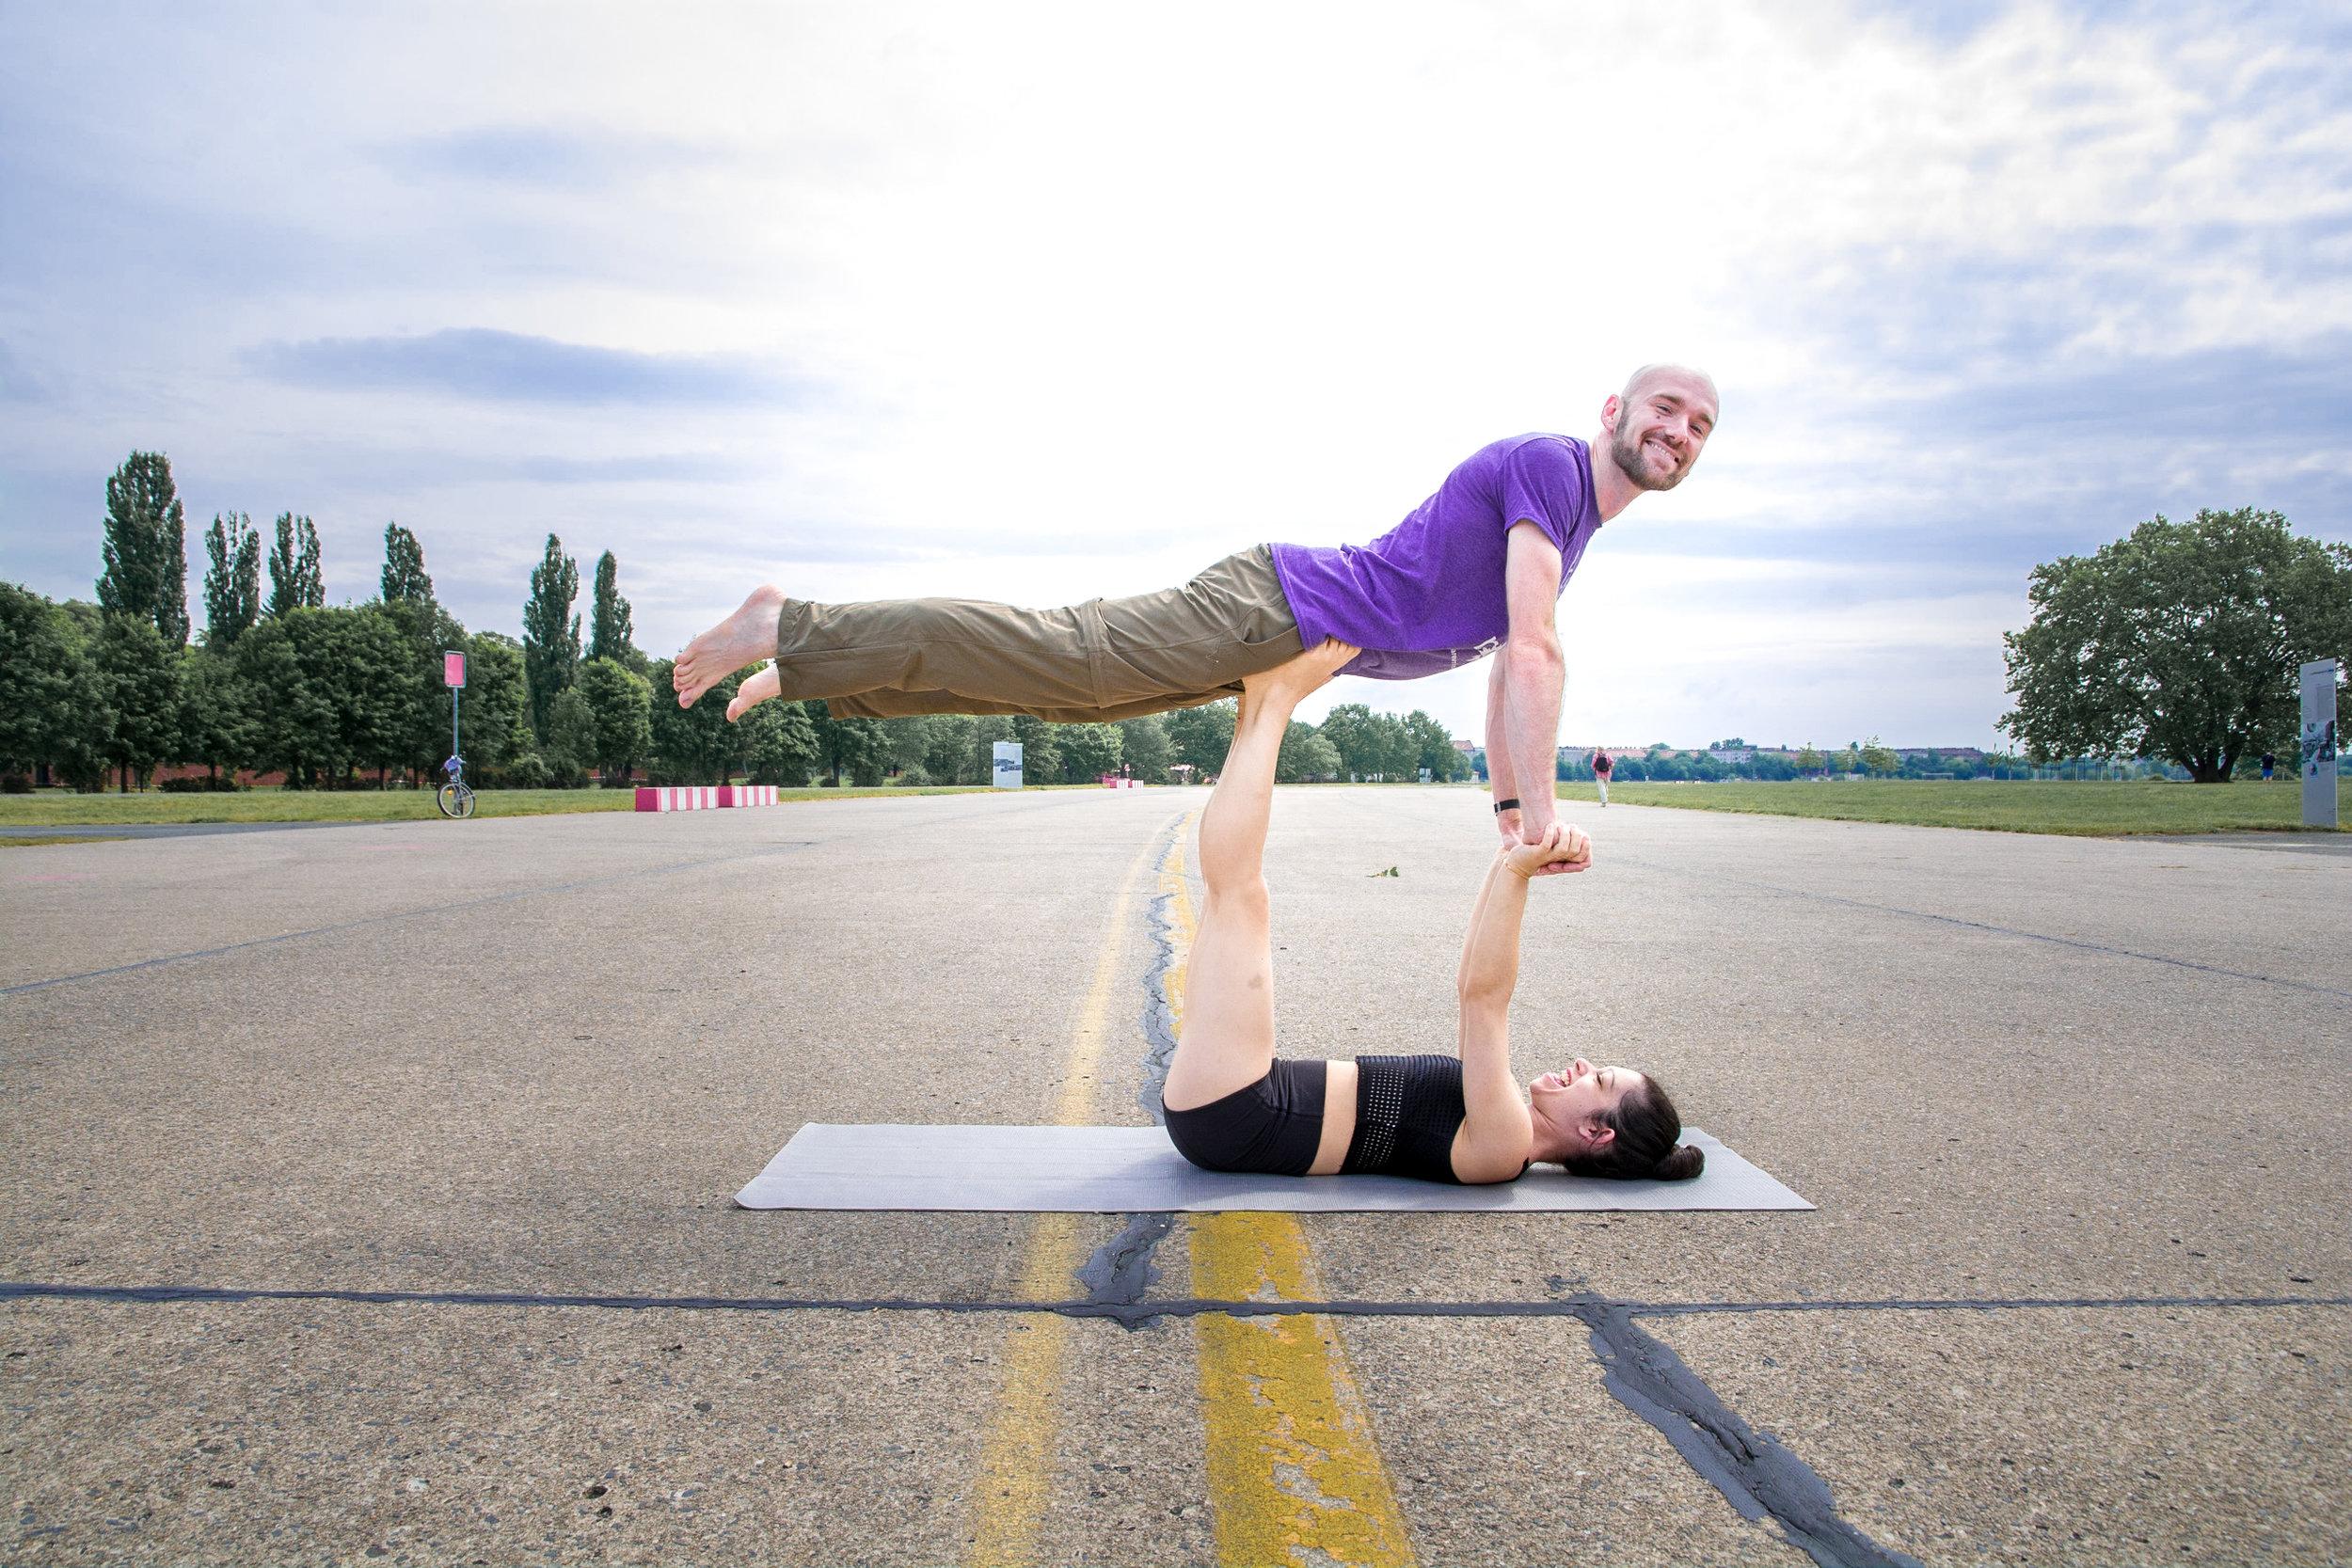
675, 585, 787, 708
1243, 638, 1359, 706
726, 663, 782, 722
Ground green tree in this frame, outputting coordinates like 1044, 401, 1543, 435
1009, 715, 1060, 789
0, 584, 103, 785
588, 550, 641, 669
234, 616, 326, 786
98, 451, 190, 647
1405, 710, 1466, 782
923, 715, 979, 782
883, 715, 942, 777
93, 613, 183, 789
646, 659, 741, 784
35, 602, 118, 791
326, 605, 422, 786
1117, 714, 1172, 784
522, 533, 581, 740
1055, 721, 1123, 783
200, 513, 262, 647
177, 646, 256, 785
577, 657, 654, 785
1794, 743, 1822, 775
1858, 736, 1899, 777
380, 522, 435, 605
266, 513, 325, 617
463, 632, 533, 783
1316, 702, 1378, 779
2002, 508, 2352, 782
378, 595, 469, 784
740, 697, 820, 786
543, 688, 598, 787
804, 701, 890, 785
1277, 721, 1342, 783
1165, 699, 1236, 776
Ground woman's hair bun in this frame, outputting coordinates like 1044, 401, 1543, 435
1655, 1143, 1705, 1181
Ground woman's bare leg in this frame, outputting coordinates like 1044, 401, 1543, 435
1163, 640, 1357, 1111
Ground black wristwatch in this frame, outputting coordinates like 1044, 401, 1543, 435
1493, 798, 1521, 815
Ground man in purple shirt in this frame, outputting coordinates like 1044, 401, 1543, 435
675, 364, 1717, 854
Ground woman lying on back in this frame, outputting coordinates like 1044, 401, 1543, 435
1162, 640, 1702, 1185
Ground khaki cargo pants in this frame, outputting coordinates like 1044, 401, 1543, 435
773, 545, 1306, 723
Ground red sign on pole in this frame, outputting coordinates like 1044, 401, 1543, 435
444, 651, 467, 689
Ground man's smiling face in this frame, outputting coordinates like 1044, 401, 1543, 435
1603, 367, 1718, 493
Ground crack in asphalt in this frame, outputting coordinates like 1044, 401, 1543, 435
7, 1280, 2342, 1321
1074, 816, 1190, 1331
1586, 1301, 1924, 1568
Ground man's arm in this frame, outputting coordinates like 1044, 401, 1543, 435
1499, 521, 1566, 847
1485, 657, 1519, 845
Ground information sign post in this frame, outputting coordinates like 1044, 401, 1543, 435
992, 741, 1024, 789
444, 650, 467, 763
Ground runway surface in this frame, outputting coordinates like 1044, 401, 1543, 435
4, 787, 2346, 1564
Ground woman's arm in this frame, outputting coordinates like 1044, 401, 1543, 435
1451, 826, 1589, 1183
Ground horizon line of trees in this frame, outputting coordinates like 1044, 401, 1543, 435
0, 451, 1475, 794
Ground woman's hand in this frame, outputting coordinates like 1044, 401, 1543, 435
1502, 820, 1591, 879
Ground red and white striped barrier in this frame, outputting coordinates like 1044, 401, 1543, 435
635, 784, 783, 812
635, 785, 719, 812
1099, 776, 1141, 789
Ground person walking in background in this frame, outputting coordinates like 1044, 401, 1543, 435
1592, 747, 1613, 807
2261, 752, 2276, 782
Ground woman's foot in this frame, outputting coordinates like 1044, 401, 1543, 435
675, 585, 787, 708
726, 663, 782, 722
1242, 638, 1359, 707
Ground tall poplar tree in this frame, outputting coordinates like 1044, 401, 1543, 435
588, 549, 638, 668
200, 513, 262, 646
380, 522, 435, 605
522, 533, 581, 740
98, 451, 190, 647
267, 513, 324, 616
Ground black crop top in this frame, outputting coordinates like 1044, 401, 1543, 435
1342, 1054, 1468, 1184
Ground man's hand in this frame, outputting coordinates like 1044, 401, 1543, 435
1495, 803, 1523, 851
1502, 820, 1591, 879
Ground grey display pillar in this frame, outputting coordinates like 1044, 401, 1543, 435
2300, 657, 2339, 830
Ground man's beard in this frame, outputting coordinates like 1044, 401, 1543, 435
1608, 425, 1689, 492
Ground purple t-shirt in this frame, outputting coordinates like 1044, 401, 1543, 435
1268, 434, 1601, 679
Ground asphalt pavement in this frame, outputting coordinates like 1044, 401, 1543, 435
3, 788, 2345, 1565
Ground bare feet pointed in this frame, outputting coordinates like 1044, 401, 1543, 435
726, 662, 783, 722
675, 585, 787, 708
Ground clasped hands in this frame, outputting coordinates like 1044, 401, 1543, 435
1499, 817, 1592, 879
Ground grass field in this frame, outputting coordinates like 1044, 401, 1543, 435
1552, 778, 2348, 835
0, 784, 990, 828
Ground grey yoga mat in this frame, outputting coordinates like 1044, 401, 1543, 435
734, 1124, 1810, 1212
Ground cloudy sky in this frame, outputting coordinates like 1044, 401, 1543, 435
3, 2, 2345, 751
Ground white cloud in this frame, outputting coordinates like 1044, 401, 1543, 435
2, 0, 2344, 755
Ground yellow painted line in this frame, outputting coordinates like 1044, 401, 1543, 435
1162, 823, 1421, 1568
964, 817, 1178, 1568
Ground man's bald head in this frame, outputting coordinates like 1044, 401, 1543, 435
1621, 362, 1720, 414
1599, 364, 1719, 496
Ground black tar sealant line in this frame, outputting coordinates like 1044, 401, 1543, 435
8, 1280, 2345, 1329
1075, 816, 1190, 1329
1626, 856, 2352, 1004
0, 840, 821, 997
1585, 1302, 1924, 1568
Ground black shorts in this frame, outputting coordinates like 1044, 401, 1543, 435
1162, 1059, 1327, 1176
